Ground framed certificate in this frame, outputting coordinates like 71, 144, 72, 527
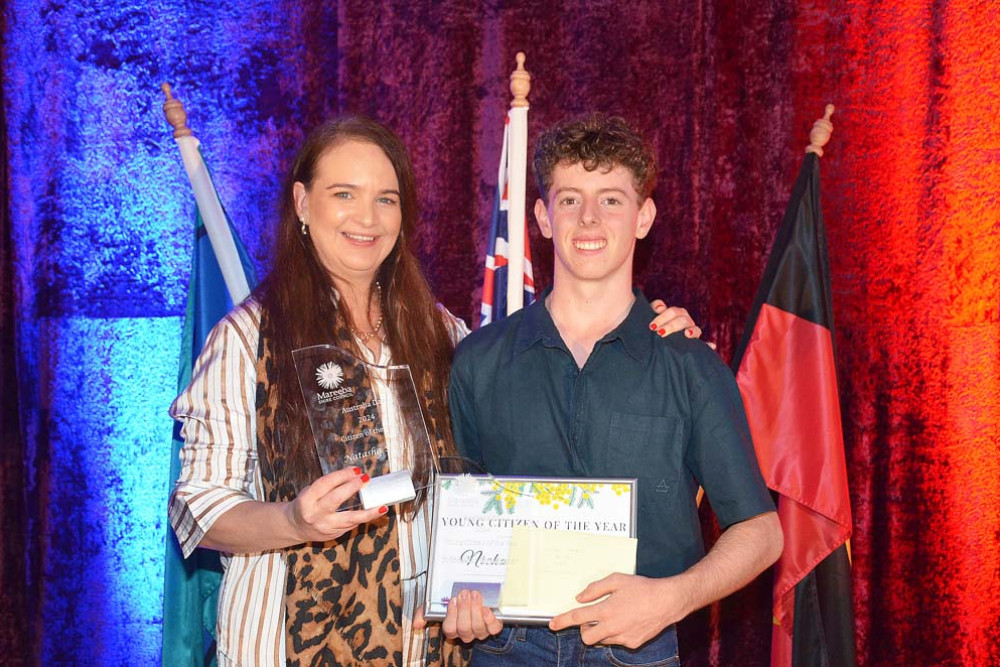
424, 475, 637, 624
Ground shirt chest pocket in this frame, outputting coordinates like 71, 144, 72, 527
605, 411, 684, 498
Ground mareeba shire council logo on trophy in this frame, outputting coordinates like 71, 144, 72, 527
316, 362, 344, 390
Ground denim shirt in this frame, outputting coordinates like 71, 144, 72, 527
448, 288, 774, 578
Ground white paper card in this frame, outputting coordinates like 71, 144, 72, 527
502, 526, 637, 616
360, 469, 416, 509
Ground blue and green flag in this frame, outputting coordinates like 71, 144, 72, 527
162, 146, 257, 666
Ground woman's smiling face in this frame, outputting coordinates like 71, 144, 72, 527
294, 139, 402, 287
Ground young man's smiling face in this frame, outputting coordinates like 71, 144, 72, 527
534, 160, 655, 288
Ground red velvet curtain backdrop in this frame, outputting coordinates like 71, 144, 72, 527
2, 0, 998, 664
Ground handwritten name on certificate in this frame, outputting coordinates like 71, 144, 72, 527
424, 475, 636, 623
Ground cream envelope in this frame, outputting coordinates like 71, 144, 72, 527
501, 526, 638, 617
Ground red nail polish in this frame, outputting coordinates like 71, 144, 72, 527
360, 474, 370, 483
378, 505, 388, 515
352, 466, 362, 475
657, 328, 666, 336
685, 328, 694, 337
649, 323, 657, 330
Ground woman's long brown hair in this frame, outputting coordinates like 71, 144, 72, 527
256, 116, 456, 494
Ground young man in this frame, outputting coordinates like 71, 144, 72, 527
443, 114, 782, 664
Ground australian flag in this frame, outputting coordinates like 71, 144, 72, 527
480, 114, 535, 327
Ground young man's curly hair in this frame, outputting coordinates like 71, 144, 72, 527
533, 113, 658, 201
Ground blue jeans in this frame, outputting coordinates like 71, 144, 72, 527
469, 625, 679, 666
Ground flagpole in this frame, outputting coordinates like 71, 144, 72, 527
805, 104, 835, 156
505, 53, 530, 316
162, 83, 251, 304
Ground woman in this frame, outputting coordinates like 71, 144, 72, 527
169, 116, 698, 666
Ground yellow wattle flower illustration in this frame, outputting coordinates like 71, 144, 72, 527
479, 479, 625, 515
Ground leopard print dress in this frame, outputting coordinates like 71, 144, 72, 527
255, 329, 468, 666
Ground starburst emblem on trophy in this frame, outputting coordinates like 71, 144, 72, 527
316, 362, 344, 390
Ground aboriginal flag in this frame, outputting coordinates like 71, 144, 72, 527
731, 153, 855, 667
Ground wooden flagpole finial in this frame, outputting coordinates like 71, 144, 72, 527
805, 104, 835, 156
510, 52, 531, 108
162, 83, 192, 138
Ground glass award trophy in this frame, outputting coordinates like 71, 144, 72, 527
292, 345, 438, 509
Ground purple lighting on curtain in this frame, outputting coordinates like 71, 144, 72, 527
4, 0, 289, 660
